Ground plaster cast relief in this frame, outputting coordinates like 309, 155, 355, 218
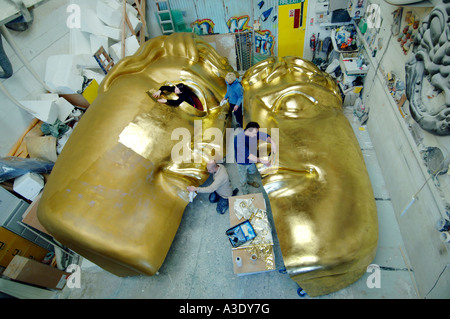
405, 2, 450, 136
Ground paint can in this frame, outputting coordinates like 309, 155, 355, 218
435, 218, 450, 231
440, 231, 450, 243
235, 256, 242, 267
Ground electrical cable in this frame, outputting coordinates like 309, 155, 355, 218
424, 263, 449, 298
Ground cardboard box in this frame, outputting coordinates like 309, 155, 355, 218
3, 255, 70, 290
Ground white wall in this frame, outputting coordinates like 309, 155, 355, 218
361, 0, 450, 298
0, 0, 70, 156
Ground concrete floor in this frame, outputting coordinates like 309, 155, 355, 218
53, 108, 419, 299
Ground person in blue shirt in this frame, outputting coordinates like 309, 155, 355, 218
234, 122, 277, 194
221, 72, 244, 128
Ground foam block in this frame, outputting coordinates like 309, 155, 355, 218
38, 93, 59, 101
80, 8, 105, 35
13, 172, 44, 201
102, 25, 122, 41
19, 100, 58, 124
54, 97, 75, 121
109, 36, 140, 61
69, 29, 91, 55
44, 55, 84, 94
38, 94, 74, 122
90, 34, 110, 55
96, 0, 122, 28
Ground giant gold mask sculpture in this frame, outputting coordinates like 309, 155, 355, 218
38, 33, 378, 297
242, 57, 378, 297
38, 33, 234, 276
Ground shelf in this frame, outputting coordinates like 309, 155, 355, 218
340, 55, 369, 76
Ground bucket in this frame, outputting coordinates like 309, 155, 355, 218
435, 218, 450, 231
440, 231, 450, 243
235, 256, 242, 267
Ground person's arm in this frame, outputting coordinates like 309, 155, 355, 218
165, 99, 182, 106
187, 186, 197, 192
234, 82, 244, 107
248, 153, 270, 166
259, 131, 276, 152
196, 178, 221, 194
267, 136, 277, 154
194, 170, 226, 194
159, 87, 187, 106
223, 83, 230, 102
247, 132, 273, 165
159, 85, 175, 93
154, 85, 175, 98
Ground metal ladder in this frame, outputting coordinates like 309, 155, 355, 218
156, 0, 174, 35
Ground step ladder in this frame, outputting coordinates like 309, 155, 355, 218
156, 0, 175, 35
93, 46, 114, 74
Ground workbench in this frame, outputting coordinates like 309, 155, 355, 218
228, 193, 275, 276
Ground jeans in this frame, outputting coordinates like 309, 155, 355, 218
0, 34, 13, 79
209, 191, 229, 214
237, 163, 257, 194
230, 103, 243, 128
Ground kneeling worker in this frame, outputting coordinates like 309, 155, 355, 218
187, 161, 238, 214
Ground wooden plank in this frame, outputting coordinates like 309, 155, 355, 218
4, 255, 69, 290
140, 0, 146, 44
0, 278, 54, 299
121, 0, 127, 59
21, 193, 51, 236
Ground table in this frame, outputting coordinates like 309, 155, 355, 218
228, 193, 275, 276
0, 0, 48, 26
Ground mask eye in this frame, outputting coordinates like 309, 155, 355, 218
147, 81, 208, 117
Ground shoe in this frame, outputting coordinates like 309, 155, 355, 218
247, 181, 260, 188
232, 188, 239, 196
216, 206, 228, 215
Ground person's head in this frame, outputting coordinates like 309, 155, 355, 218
244, 122, 260, 137
225, 72, 237, 84
174, 83, 185, 94
206, 160, 218, 174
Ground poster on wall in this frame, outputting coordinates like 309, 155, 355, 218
348, 0, 366, 18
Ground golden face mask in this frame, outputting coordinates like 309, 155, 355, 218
242, 56, 378, 297
37, 33, 234, 276
38, 33, 377, 297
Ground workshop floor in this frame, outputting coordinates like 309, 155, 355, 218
52, 107, 419, 299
